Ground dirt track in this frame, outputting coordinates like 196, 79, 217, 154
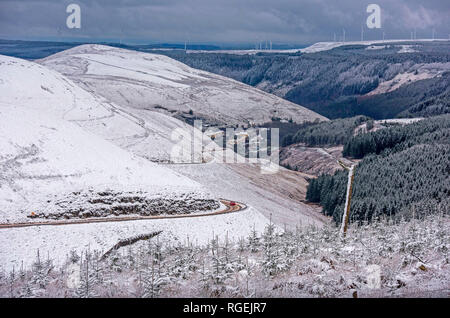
0, 199, 246, 229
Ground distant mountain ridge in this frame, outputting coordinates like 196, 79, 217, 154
158, 41, 450, 119
4, 39, 449, 121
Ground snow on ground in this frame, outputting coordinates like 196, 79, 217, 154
366, 45, 387, 50
0, 99, 215, 222
39, 44, 326, 127
295, 39, 450, 53
397, 45, 419, 53
366, 71, 434, 96
375, 118, 424, 125
0, 207, 269, 271
0, 54, 218, 222
365, 63, 450, 96
0, 49, 324, 274
299, 39, 449, 53
354, 118, 425, 136
366, 44, 418, 53
185, 39, 449, 55
0, 53, 208, 163
3, 213, 447, 297
168, 162, 328, 230
0, 53, 279, 272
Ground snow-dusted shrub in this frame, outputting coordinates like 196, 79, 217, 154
0, 213, 448, 298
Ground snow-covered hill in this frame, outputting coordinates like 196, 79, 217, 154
0, 55, 218, 222
1, 53, 208, 163
39, 44, 327, 127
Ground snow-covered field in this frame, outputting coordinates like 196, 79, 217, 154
39, 44, 326, 127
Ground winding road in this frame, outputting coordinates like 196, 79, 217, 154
0, 199, 246, 229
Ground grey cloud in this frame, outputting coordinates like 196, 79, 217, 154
0, 0, 449, 44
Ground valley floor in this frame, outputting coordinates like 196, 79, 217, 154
169, 162, 328, 228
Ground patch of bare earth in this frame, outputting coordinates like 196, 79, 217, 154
280, 145, 347, 176
227, 163, 329, 225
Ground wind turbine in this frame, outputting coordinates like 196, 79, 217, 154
343, 29, 346, 42
361, 25, 364, 42
119, 27, 124, 45
184, 32, 190, 51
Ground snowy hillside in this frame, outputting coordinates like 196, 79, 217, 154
39, 44, 327, 127
0, 55, 218, 222
170, 162, 327, 229
1, 53, 210, 163
0, 52, 324, 275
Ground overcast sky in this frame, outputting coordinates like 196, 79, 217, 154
0, 0, 449, 45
